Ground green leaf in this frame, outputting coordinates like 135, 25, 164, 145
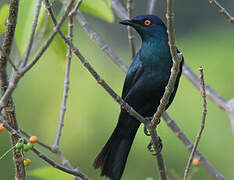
80, 0, 114, 23
15, 0, 46, 55
0, 4, 9, 34
29, 166, 74, 180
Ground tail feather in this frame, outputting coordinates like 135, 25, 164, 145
93, 115, 140, 180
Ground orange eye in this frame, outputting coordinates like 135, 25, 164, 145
144, 19, 151, 26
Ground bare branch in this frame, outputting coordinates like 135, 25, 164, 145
21, 0, 75, 74
0, 46, 18, 72
209, 0, 234, 25
146, 0, 156, 14
0, 119, 90, 180
0, 0, 26, 178
76, 11, 128, 73
111, 0, 128, 19
162, 112, 225, 180
20, 128, 53, 152
149, 128, 167, 180
126, 0, 136, 58
20, 0, 42, 67
0, 0, 75, 119
183, 67, 208, 180
182, 64, 227, 111
53, 0, 79, 151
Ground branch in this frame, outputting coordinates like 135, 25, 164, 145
182, 64, 227, 111
162, 112, 225, 180
53, 0, 79, 151
209, 0, 234, 25
183, 67, 207, 180
0, 0, 26, 179
20, 0, 42, 67
76, 11, 128, 73
126, 0, 136, 58
0, 0, 75, 115
0, 46, 18, 72
20, 128, 53, 152
146, 0, 156, 14
0, 119, 90, 180
111, 0, 128, 19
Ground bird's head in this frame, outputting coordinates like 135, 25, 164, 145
120, 15, 167, 41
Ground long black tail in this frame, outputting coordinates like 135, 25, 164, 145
93, 113, 140, 180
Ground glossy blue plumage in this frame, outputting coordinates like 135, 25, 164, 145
94, 15, 184, 180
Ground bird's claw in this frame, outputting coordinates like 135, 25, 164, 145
144, 125, 151, 136
147, 137, 163, 156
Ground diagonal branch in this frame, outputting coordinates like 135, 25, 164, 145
183, 67, 208, 180
0, 119, 90, 180
162, 112, 225, 180
76, 11, 128, 73
208, 0, 234, 25
0, 0, 75, 116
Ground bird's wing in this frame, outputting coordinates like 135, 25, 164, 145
121, 54, 144, 99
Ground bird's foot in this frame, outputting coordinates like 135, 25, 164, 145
144, 125, 150, 136
147, 137, 163, 156
143, 117, 152, 136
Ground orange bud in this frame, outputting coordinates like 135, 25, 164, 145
0, 124, 4, 132
29, 136, 38, 143
192, 157, 200, 166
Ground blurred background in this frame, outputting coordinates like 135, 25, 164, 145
0, 0, 234, 179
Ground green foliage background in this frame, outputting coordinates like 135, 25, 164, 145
0, 0, 234, 180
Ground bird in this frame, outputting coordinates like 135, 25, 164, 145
93, 14, 184, 180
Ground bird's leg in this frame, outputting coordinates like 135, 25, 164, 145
147, 136, 163, 156
143, 117, 152, 136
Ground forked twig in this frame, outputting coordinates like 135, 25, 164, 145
183, 67, 208, 180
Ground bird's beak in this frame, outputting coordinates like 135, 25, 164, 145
119, 19, 134, 26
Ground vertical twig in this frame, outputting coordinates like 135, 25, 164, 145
20, 0, 42, 67
146, 0, 156, 14
126, 0, 136, 58
53, 3, 74, 151
0, 0, 26, 179
183, 67, 207, 180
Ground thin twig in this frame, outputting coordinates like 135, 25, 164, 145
20, 127, 82, 180
19, 128, 53, 152
21, 0, 75, 74
0, 120, 91, 180
111, 0, 128, 19
20, 0, 42, 67
183, 67, 208, 180
0, 0, 75, 115
146, 0, 156, 14
76, 11, 128, 73
209, 0, 234, 25
0, 46, 18, 72
162, 112, 225, 180
126, 0, 136, 58
182, 64, 227, 111
53, 1, 77, 151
